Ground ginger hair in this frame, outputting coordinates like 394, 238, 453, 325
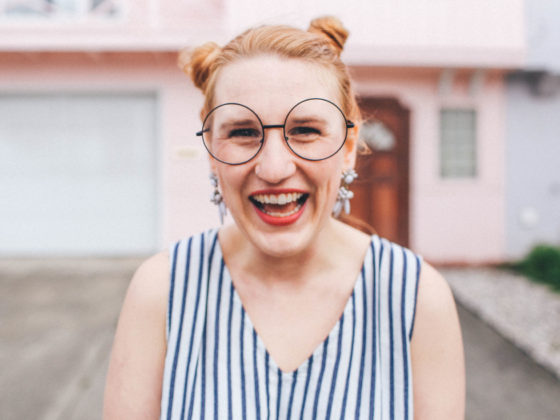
179, 17, 374, 234
178, 16, 361, 133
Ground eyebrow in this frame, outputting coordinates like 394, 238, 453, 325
218, 119, 260, 129
289, 116, 327, 124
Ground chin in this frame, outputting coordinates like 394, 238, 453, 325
247, 214, 333, 259
229, 193, 336, 258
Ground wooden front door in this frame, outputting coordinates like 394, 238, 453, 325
351, 97, 410, 247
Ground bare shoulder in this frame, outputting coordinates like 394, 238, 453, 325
412, 261, 461, 348
103, 251, 170, 420
411, 262, 465, 419
414, 262, 456, 320
127, 250, 170, 306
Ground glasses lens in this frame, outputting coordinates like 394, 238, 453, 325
284, 99, 348, 160
202, 104, 263, 164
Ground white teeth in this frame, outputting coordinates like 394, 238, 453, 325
252, 192, 303, 205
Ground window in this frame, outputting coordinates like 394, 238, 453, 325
440, 108, 477, 178
1, 0, 120, 19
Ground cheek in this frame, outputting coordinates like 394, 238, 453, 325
313, 164, 343, 199
215, 168, 245, 204
328, 174, 342, 198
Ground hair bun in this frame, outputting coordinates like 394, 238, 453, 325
308, 16, 349, 55
178, 42, 221, 92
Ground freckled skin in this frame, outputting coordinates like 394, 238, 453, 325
210, 55, 357, 260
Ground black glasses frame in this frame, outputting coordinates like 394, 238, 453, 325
196, 97, 355, 166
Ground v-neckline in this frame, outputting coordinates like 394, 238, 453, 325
215, 235, 372, 377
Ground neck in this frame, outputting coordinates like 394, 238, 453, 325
220, 219, 349, 288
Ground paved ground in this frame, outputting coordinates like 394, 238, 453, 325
443, 267, 560, 379
458, 304, 560, 419
0, 258, 137, 420
1, 259, 560, 420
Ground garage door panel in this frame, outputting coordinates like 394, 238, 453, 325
0, 93, 157, 255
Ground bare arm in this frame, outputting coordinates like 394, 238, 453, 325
103, 251, 169, 420
411, 263, 465, 420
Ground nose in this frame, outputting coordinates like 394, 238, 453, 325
254, 127, 296, 184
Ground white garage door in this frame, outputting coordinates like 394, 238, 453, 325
0, 93, 158, 255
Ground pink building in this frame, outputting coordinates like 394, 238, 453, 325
0, 0, 526, 264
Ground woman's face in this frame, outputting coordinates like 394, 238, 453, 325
210, 55, 356, 258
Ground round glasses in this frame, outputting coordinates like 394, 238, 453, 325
196, 98, 354, 165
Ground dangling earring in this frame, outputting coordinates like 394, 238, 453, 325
209, 173, 227, 224
332, 168, 358, 217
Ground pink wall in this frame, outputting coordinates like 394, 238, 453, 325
0, 0, 521, 261
0, 53, 507, 262
1, 1, 524, 69
0, 1, 225, 51
352, 67, 506, 263
0, 52, 218, 248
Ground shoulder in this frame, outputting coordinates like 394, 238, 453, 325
103, 251, 171, 419
134, 250, 170, 280
417, 262, 449, 298
115, 251, 171, 343
113, 250, 171, 343
411, 262, 465, 419
414, 262, 457, 330
127, 251, 170, 309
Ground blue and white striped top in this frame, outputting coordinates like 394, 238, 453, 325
160, 229, 421, 420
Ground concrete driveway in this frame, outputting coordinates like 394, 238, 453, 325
0, 258, 138, 420
1, 259, 559, 420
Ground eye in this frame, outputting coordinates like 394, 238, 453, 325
228, 128, 261, 138
288, 126, 322, 138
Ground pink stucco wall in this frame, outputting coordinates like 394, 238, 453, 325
0, 0, 225, 51
1, 0, 525, 70
0, 52, 507, 262
1, 0, 517, 262
352, 67, 506, 263
0, 52, 218, 248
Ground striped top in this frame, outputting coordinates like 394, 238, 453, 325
160, 229, 421, 420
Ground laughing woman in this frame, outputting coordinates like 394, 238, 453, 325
104, 16, 465, 420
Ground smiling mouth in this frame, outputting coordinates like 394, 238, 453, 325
249, 192, 309, 217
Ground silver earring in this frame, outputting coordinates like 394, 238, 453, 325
209, 173, 227, 224
333, 168, 358, 217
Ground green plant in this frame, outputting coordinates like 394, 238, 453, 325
514, 244, 560, 291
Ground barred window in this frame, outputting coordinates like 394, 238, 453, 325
440, 108, 477, 178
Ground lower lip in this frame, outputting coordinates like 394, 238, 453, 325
253, 202, 306, 226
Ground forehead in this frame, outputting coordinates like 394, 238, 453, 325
212, 55, 340, 119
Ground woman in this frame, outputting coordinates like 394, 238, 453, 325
104, 16, 465, 420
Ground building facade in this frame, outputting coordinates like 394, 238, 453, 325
505, 0, 560, 259
0, 0, 526, 263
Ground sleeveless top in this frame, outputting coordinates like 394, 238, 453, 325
160, 229, 422, 420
